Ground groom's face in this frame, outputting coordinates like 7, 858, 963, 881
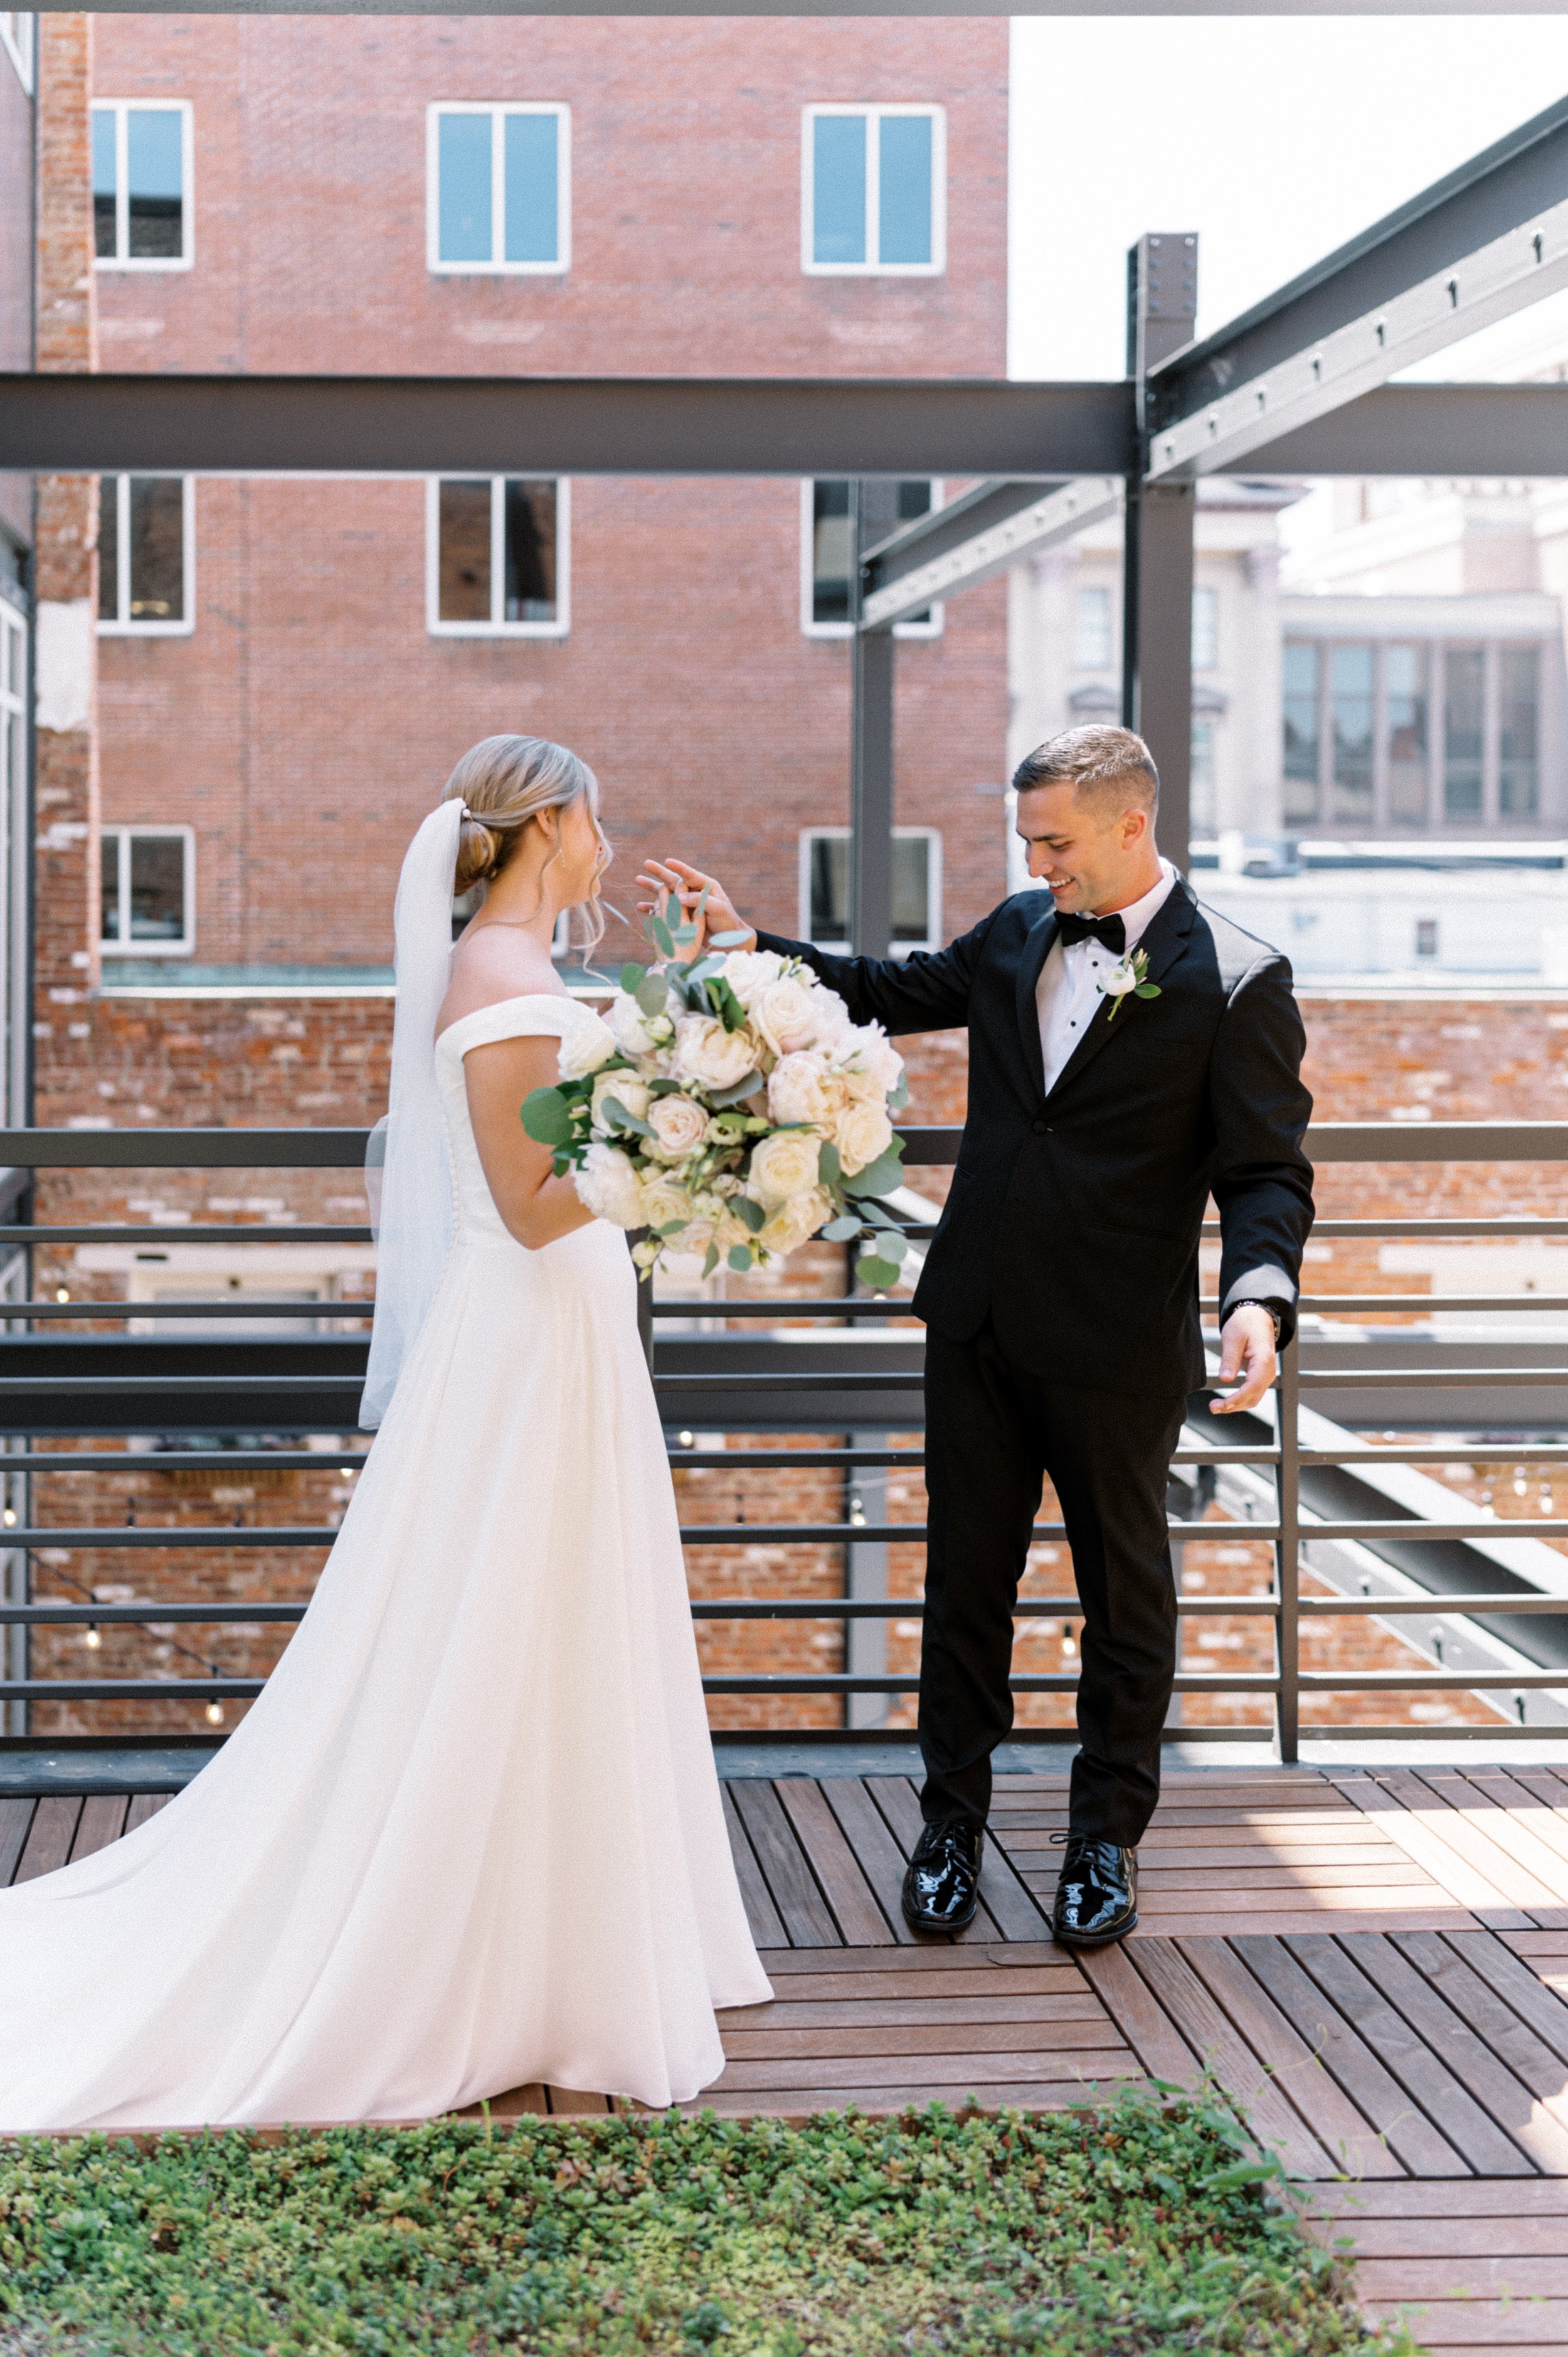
1015, 781, 1152, 916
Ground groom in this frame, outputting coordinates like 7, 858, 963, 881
645, 723, 1313, 1946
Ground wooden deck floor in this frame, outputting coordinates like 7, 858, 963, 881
14, 1762, 1568, 2345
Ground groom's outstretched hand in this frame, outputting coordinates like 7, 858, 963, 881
1209, 1305, 1279, 1417
635, 858, 758, 962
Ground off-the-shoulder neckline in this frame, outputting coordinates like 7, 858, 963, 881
434, 991, 596, 1052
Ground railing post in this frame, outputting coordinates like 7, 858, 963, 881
1275, 1333, 1300, 1765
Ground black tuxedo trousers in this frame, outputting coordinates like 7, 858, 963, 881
923, 1321, 1186, 1845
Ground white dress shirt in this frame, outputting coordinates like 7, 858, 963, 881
1034, 857, 1178, 1096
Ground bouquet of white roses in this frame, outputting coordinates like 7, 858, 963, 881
522, 891, 913, 1286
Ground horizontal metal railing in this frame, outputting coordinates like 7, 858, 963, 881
5, 1120, 1568, 1754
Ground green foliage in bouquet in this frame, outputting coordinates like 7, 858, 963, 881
521, 892, 913, 1288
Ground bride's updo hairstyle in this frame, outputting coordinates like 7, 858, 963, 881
443, 734, 609, 951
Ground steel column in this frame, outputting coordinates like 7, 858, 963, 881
1122, 235, 1197, 872
850, 479, 899, 959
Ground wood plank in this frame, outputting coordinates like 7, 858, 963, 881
754, 1944, 1077, 1980
721, 1785, 787, 1953
1233, 1932, 1468, 2179
1459, 1769, 1568, 1882
1129, 1908, 1482, 1939
729, 1967, 1080, 2008
723, 2018, 1126, 2062
1074, 1940, 1204, 2089
1362, 1931, 1568, 2174
1305, 2181, 1568, 2219
1415, 1771, 1568, 1909
818, 1778, 920, 1947
973, 1838, 1052, 1943
1175, 1936, 1404, 2180
546, 2087, 612, 2115
1329, 2220, 1568, 2258
709, 2048, 1142, 2093
1358, 2257, 1568, 2298
1389, 1931, 1568, 2169
1003, 1832, 1404, 1860
675, 2080, 1130, 2119
1369, 1771, 1558, 1917
14, 1797, 81, 1883
454, 2082, 549, 2119
0, 1797, 33, 1885
1283, 1934, 1533, 2177
1360, 2297, 1568, 2345
69, 1794, 129, 1860
723, 1992, 1106, 2030
1441, 1932, 1568, 2074
1130, 1863, 1436, 1892
729, 1781, 839, 1949
775, 1781, 894, 1947
1125, 1939, 1335, 2178
124, 1793, 171, 1832
1326, 1776, 1528, 1924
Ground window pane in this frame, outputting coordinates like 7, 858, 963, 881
438, 112, 492, 264
502, 479, 557, 623
891, 836, 930, 943
1444, 646, 1485, 822
502, 112, 558, 265
438, 480, 492, 622
92, 107, 117, 259
811, 479, 852, 627
1190, 718, 1216, 834
1281, 642, 1320, 826
1500, 645, 1539, 819
127, 477, 183, 622
100, 834, 120, 944
1330, 643, 1374, 826
1074, 586, 1111, 669
877, 113, 931, 266
1191, 584, 1218, 671
809, 836, 849, 941
813, 114, 866, 266
1384, 644, 1428, 827
129, 836, 185, 941
98, 476, 120, 622
125, 110, 183, 261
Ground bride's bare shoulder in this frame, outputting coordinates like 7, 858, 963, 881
437, 924, 568, 1034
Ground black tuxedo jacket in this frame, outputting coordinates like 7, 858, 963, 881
758, 877, 1315, 1398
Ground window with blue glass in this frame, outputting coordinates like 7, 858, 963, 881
803, 105, 944, 275
92, 101, 191, 268
427, 104, 569, 274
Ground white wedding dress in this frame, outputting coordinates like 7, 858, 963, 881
0, 993, 770, 2129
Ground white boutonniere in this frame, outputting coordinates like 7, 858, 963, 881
1098, 946, 1162, 1022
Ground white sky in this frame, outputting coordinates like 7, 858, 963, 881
1007, 16, 1568, 381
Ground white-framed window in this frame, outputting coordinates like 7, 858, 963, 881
1192, 583, 1219, 671
801, 479, 943, 638
92, 100, 193, 269
100, 825, 194, 958
0, 16, 34, 93
97, 475, 193, 635
426, 477, 568, 636
800, 827, 941, 954
802, 104, 945, 276
1073, 585, 1113, 670
426, 103, 570, 274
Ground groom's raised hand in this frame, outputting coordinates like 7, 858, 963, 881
635, 858, 758, 962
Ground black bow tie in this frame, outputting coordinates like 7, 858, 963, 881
1056, 909, 1126, 955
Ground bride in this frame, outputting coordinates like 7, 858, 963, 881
0, 734, 770, 2129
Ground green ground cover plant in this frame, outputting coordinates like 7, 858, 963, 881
0, 2089, 1412, 2356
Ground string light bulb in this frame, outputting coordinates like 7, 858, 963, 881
55, 1287, 69, 1303
83, 1624, 101, 1651
204, 1701, 225, 1727
3, 1507, 16, 1527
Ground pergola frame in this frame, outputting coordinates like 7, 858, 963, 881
9, 66, 1568, 946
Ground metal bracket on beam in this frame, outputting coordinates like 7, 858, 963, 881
861, 476, 1121, 631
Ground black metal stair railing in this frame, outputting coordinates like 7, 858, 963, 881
4, 1120, 1568, 1757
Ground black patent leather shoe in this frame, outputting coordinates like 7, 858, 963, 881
901, 1818, 983, 1934
1051, 1837, 1138, 1947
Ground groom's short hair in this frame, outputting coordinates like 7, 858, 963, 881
1013, 726, 1160, 818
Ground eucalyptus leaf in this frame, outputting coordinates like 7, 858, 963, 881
702, 1242, 720, 1278
618, 962, 647, 994
707, 1070, 762, 1110
873, 1231, 908, 1265
822, 1214, 862, 1242
648, 916, 675, 959
653, 1219, 689, 1238
843, 1147, 906, 1199
604, 1098, 655, 1140
635, 974, 671, 1018
731, 1194, 766, 1233
708, 929, 751, 949
856, 1254, 902, 1291
521, 1087, 573, 1147
728, 1244, 754, 1273
817, 1140, 842, 1185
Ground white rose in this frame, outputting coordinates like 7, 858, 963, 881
835, 1099, 894, 1177
558, 1011, 618, 1081
759, 1185, 832, 1258
835, 1023, 904, 1102
748, 1129, 825, 1209
767, 1051, 846, 1131
674, 1014, 760, 1093
640, 1172, 694, 1232
576, 1143, 645, 1229
752, 976, 826, 1058
1100, 958, 1138, 999
645, 1091, 709, 1162
610, 989, 674, 1060
590, 1071, 652, 1136
719, 948, 786, 1006
806, 982, 852, 1049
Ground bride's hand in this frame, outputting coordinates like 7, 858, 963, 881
634, 858, 757, 962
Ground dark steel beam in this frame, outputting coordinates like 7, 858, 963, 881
1234, 381, 1568, 477
860, 475, 1121, 630
1148, 94, 1568, 478
0, 373, 1135, 480
1124, 235, 1197, 870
